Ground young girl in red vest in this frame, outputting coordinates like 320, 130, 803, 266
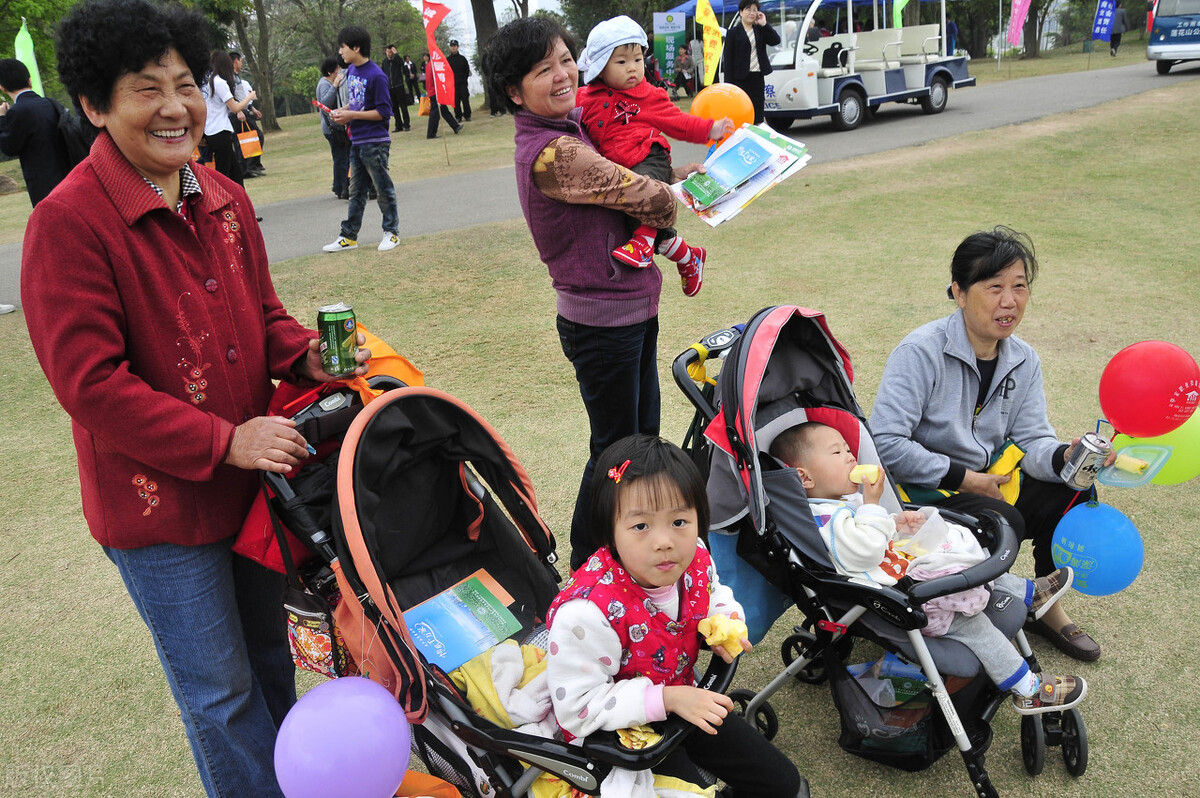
546, 435, 808, 797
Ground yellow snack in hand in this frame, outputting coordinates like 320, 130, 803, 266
617, 724, 663, 749
1114, 453, 1149, 475
849, 464, 880, 485
697, 614, 748, 657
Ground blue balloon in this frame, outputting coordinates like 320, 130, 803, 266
1052, 502, 1144, 596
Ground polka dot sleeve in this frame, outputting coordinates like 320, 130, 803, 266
546, 599, 664, 739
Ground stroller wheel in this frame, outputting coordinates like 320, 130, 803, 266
782, 631, 826, 684
729, 688, 779, 740
1020, 715, 1046, 776
1061, 708, 1088, 776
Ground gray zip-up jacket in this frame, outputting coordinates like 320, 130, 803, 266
870, 309, 1066, 487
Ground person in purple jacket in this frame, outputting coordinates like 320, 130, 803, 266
482, 16, 703, 570
323, 25, 401, 253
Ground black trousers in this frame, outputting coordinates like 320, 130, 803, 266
453, 83, 471, 121
729, 72, 766, 125
657, 712, 803, 797
206, 129, 243, 185
390, 88, 410, 129
630, 144, 677, 243
426, 101, 460, 137
927, 476, 1091, 577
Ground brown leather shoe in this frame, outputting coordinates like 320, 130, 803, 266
1026, 618, 1101, 661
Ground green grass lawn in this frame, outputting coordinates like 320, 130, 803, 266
2, 71, 1199, 796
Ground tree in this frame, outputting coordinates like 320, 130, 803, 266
558, 0, 662, 40
1, 0, 78, 99
954, 0, 1004, 58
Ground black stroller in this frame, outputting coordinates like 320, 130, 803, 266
672, 305, 1088, 797
262, 383, 736, 797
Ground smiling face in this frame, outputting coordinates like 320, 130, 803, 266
611, 479, 699, 589
952, 259, 1030, 359
507, 36, 578, 119
599, 43, 644, 90
79, 49, 205, 189
794, 425, 858, 500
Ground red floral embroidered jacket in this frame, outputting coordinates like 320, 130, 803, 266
21, 132, 313, 549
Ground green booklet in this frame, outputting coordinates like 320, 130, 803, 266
404, 570, 521, 672
682, 133, 775, 210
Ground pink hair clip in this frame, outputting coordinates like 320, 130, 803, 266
608, 459, 631, 484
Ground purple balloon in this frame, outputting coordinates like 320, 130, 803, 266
274, 676, 411, 798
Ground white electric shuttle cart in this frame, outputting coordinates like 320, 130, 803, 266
757, 0, 975, 131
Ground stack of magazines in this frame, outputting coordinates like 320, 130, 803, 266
673, 124, 811, 227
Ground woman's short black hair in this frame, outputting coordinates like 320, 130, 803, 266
55, 0, 211, 114
948, 225, 1039, 298
320, 57, 339, 77
338, 26, 371, 59
481, 16, 577, 115
739, 0, 762, 12
588, 434, 710, 556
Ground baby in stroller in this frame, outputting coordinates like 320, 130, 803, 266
546, 434, 808, 797
769, 421, 1088, 716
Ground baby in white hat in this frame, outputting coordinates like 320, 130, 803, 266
576, 15, 734, 298
769, 420, 1089, 716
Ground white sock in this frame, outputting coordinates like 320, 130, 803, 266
1012, 670, 1041, 698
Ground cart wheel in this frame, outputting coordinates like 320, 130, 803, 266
728, 688, 779, 740
1061, 708, 1088, 776
781, 631, 827, 684
1020, 715, 1045, 776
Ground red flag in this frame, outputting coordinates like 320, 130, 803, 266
422, 1, 455, 108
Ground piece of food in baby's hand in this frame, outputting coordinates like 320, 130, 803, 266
1113, 453, 1149, 475
698, 614, 748, 657
849, 464, 880, 484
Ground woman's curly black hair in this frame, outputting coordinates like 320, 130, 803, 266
481, 16, 577, 115
55, 0, 211, 114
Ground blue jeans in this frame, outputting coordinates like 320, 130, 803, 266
341, 141, 398, 239
324, 131, 350, 196
105, 540, 295, 798
557, 314, 661, 569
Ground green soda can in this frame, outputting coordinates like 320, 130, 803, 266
317, 302, 358, 377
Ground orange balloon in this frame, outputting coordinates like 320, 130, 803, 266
690, 83, 754, 145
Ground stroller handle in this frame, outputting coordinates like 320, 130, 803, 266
905, 508, 1020, 603
672, 326, 743, 422
579, 651, 737, 770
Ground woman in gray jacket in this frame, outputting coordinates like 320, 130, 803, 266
871, 227, 1112, 662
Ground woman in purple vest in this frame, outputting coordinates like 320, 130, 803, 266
483, 18, 704, 571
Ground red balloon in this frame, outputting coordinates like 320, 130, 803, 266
691, 83, 754, 145
1099, 341, 1200, 438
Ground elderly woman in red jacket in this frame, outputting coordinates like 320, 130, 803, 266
20, 0, 368, 794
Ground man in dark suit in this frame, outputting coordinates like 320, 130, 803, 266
0, 58, 71, 207
446, 39, 471, 123
382, 45, 411, 132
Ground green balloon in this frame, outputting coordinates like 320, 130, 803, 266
1115, 410, 1200, 485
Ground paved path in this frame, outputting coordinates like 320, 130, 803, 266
3, 61, 1198, 305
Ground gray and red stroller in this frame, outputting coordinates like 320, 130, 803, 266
261, 383, 735, 797
672, 305, 1088, 798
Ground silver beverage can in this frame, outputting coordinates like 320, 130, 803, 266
1059, 432, 1112, 491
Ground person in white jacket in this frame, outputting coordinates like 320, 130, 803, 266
546, 434, 807, 797
770, 421, 1088, 716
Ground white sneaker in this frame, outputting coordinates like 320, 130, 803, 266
322, 237, 358, 252
378, 233, 400, 252
0, 303, 15, 315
